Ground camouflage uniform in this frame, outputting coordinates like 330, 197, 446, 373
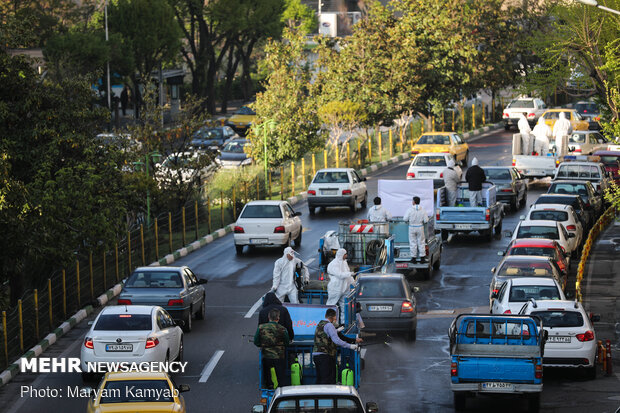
313, 320, 337, 357
254, 321, 290, 389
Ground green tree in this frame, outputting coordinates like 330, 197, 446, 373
318, 100, 368, 146
281, 0, 317, 34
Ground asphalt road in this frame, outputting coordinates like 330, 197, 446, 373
0, 128, 617, 413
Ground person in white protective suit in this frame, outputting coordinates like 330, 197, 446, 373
532, 117, 552, 156
326, 249, 356, 322
367, 197, 392, 222
553, 112, 573, 145
403, 196, 429, 263
271, 247, 308, 304
442, 158, 461, 206
517, 113, 533, 155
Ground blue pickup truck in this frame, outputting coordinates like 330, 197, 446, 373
435, 183, 504, 241
449, 314, 545, 412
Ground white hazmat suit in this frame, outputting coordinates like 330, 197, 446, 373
326, 249, 355, 322
517, 113, 533, 155
271, 247, 306, 304
403, 202, 429, 261
442, 158, 461, 206
367, 204, 391, 222
532, 117, 552, 156
553, 112, 573, 144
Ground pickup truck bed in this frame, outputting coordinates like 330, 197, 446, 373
390, 219, 442, 279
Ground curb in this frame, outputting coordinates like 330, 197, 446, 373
461, 123, 502, 141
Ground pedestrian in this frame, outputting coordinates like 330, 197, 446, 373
367, 197, 392, 222
553, 112, 573, 144
312, 308, 362, 384
258, 292, 294, 341
120, 85, 129, 116
271, 247, 307, 304
326, 249, 355, 323
465, 158, 486, 207
403, 196, 429, 263
254, 309, 290, 389
442, 158, 461, 206
517, 113, 533, 154
532, 117, 552, 155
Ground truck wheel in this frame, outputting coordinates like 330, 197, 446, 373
453, 392, 466, 411
350, 201, 357, 212
294, 228, 302, 247
494, 220, 502, 238
424, 262, 432, 280
528, 393, 540, 413
441, 230, 449, 242
235, 245, 243, 255
510, 197, 518, 211
361, 193, 368, 209
433, 249, 441, 270
462, 151, 469, 167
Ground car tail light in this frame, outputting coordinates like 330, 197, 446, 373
451, 362, 458, 376
117, 299, 132, 305
492, 289, 499, 295
485, 209, 490, 221
535, 363, 543, 379
503, 309, 512, 314
425, 245, 429, 256
436, 209, 440, 221
440, 172, 444, 178
527, 112, 536, 118
84, 337, 94, 349
574, 148, 582, 153
503, 113, 509, 118
401, 301, 414, 313
307, 190, 316, 195
512, 159, 516, 166
342, 189, 352, 195
145, 337, 160, 349
167, 298, 184, 306
274, 226, 286, 233
566, 225, 576, 231
407, 172, 415, 178
411, 150, 419, 155
500, 188, 512, 192
234, 226, 244, 233
555, 159, 560, 167
576, 330, 594, 342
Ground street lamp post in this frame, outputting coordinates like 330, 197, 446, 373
133, 151, 162, 227
577, 0, 620, 16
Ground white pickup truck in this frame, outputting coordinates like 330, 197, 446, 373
512, 133, 567, 178
502, 97, 547, 130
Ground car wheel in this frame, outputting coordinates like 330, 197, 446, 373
235, 244, 243, 255
433, 248, 441, 270
441, 229, 449, 242
294, 228, 302, 247
282, 236, 291, 250
196, 296, 205, 320
176, 338, 184, 362
462, 151, 469, 167
350, 201, 357, 213
520, 190, 528, 209
528, 393, 540, 413
510, 196, 518, 211
504, 124, 510, 131
183, 310, 192, 333
494, 219, 502, 238
361, 193, 368, 209
453, 392, 466, 411
483, 225, 494, 242
309, 206, 316, 215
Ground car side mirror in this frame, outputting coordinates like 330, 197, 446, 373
366, 402, 379, 413
178, 384, 190, 393
293, 211, 302, 217
519, 215, 525, 220
252, 405, 266, 413
198, 278, 208, 285
497, 251, 505, 256
491, 267, 496, 273
87, 320, 94, 326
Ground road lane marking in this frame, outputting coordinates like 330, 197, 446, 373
245, 296, 264, 318
304, 258, 315, 266
361, 348, 367, 359
199, 350, 225, 383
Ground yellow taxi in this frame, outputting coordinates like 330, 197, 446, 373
226, 106, 256, 134
541, 109, 589, 131
410, 132, 469, 166
86, 371, 189, 413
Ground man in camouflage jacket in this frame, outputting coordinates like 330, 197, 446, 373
254, 308, 290, 388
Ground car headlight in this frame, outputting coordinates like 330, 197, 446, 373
240, 158, 252, 166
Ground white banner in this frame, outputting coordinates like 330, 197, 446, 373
377, 179, 434, 217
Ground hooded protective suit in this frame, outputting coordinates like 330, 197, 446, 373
326, 249, 355, 321
532, 117, 552, 155
258, 292, 295, 340
518, 113, 533, 154
442, 158, 461, 206
403, 201, 429, 260
271, 247, 303, 304
553, 112, 573, 142
367, 205, 391, 222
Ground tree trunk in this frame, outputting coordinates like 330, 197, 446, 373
221, 43, 240, 114
240, 39, 256, 100
131, 75, 142, 120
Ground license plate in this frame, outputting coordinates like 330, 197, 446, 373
481, 382, 514, 391
455, 224, 472, 230
106, 344, 133, 352
250, 238, 268, 244
420, 171, 435, 175
396, 263, 409, 269
368, 305, 392, 312
547, 336, 571, 343
320, 189, 338, 195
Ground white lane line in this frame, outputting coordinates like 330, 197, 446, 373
360, 348, 367, 359
199, 350, 225, 383
304, 258, 315, 266
244, 296, 264, 318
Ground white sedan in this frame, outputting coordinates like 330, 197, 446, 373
511, 219, 578, 257
406, 153, 460, 188
519, 299, 598, 379
522, 204, 583, 257
155, 151, 215, 186
491, 277, 567, 315
233, 200, 302, 254
80, 305, 183, 381
306, 168, 367, 214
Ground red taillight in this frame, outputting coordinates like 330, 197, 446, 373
440, 172, 444, 178
167, 298, 184, 306
145, 337, 159, 349
574, 148, 582, 153
274, 226, 286, 233
436, 209, 440, 221
576, 330, 594, 342
535, 363, 543, 379
527, 112, 536, 118
234, 226, 244, 233
84, 338, 94, 349
342, 189, 352, 195
117, 299, 132, 305
401, 301, 414, 313
407, 172, 415, 178
566, 225, 576, 231
503, 113, 509, 118
492, 289, 499, 295
485, 209, 490, 221
451, 362, 458, 376
307, 190, 316, 195
512, 159, 516, 166
503, 309, 512, 314
500, 189, 512, 192
411, 150, 419, 155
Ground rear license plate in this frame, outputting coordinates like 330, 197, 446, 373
420, 171, 435, 175
396, 263, 409, 269
320, 189, 338, 195
481, 382, 513, 391
368, 305, 392, 312
106, 344, 133, 352
250, 238, 268, 244
454, 224, 472, 230
547, 336, 571, 343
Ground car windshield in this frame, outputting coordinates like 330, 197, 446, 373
412, 156, 447, 166
599, 155, 620, 166
575, 103, 598, 114
94, 314, 152, 331
240, 205, 282, 218
535, 196, 579, 210
312, 171, 350, 184
549, 183, 589, 200
517, 225, 559, 240
509, 247, 557, 260
193, 128, 223, 140
222, 141, 246, 153
529, 210, 569, 222
273, 397, 362, 412
417, 134, 450, 145
100, 380, 173, 403
569, 133, 586, 144
509, 285, 560, 302
125, 271, 182, 288
234, 106, 255, 115
508, 100, 535, 109
356, 279, 405, 298
484, 169, 511, 180
556, 165, 601, 179
530, 310, 584, 328
498, 261, 554, 277
161, 155, 193, 168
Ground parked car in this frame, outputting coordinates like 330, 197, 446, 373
490, 256, 567, 301
80, 306, 183, 381
226, 105, 256, 134
233, 200, 302, 254
118, 266, 207, 332
95, 133, 142, 152
574, 101, 601, 130
502, 97, 547, 130
410, 132, 469, 166
519, 299, 599, 379
541, 109, 589, 131
491, 277, 567, 315
354, 273, 417, 340
534, 194, 593, 232
215, 138, 251, 168
550, 130, 609, 155
592, 150, 620, 183
553, 161, 611, 194
523, 204, 584, 256
482, 166, 527, 210
253, 385, 378, 413
510, 219, 578, 258
547, 180, 603, 219
501, 238, 570, 278
406, 153, 460, 188
155, 151, 215, 186
307, 168, 368, 214
190, 126, 238, 151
